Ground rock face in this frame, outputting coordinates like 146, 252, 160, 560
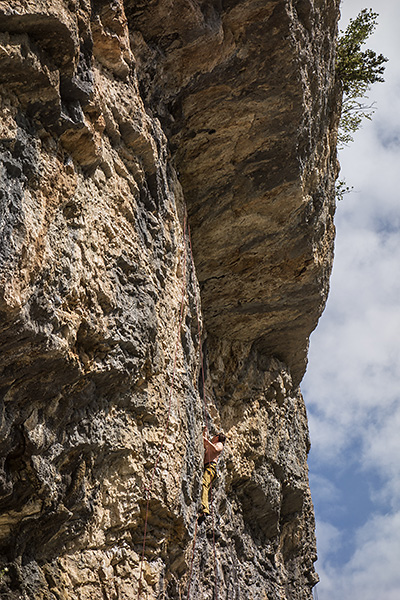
0, 1, 340, 599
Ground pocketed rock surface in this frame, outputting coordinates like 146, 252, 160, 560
0, 1, 341, 598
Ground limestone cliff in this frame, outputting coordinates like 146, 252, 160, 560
0, 1, 340, 599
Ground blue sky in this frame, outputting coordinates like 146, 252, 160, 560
301, 1, 400, 598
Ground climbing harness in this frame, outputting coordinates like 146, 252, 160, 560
137, 213, 219, 600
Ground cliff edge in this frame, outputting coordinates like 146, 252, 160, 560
0, 1, 341, 599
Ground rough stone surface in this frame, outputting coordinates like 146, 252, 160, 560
129, 0, 341, 386
0, 1, 340, 599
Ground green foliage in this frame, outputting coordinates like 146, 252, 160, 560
336, 8, 387, 150
335, 179, 354, 202
335, 8, 388, 197
336, 8, 388, 95
337, 93, 375, 149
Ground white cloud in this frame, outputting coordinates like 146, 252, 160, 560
310, 473, 341, 506
304, 222, 400, 462
302, 3, 400, 599
361, 404, 400, 507
315, 511, 400, 600
315, 519, 343, 561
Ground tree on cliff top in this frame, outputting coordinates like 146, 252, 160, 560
335, 8, 388, 200
336, 8, 387, 94
336, 8, 388, 149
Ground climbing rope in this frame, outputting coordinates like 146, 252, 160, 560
187, 222, 209, 431
137, 213, 219, 599
186, 222, 219, 600
137, 214, 188, 599
186, 515, 199, 600
210, 486, 219, 600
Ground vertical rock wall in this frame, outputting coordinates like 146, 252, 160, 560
0, 1, 340, 599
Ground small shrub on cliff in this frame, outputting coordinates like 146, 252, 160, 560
336, 8, 388, 148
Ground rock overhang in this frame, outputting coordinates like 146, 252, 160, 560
128, 0, 341, 385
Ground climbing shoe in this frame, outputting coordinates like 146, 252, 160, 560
198, 512, 208, 525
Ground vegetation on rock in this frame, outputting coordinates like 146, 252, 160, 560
336, 7, 388, 149
335, 8, 388, 201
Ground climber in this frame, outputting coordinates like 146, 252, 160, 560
199, 427, 226, 522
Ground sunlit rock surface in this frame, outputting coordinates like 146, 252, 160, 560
0, 1, 340, 598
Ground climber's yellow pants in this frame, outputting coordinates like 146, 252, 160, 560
201, 462, 217, 515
